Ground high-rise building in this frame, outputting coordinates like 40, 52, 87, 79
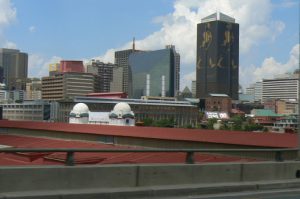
166, 45, 180, 95
262, 73, 299, 102
86, 60, 120, 92
110, 66, 123, 92
245, 84, 255, 96
128, 48, 176, 99
196, 12, 239, 99
0, 48, 28, 90
42, 72, 95, 100
254, 81, 263, 102
115, 39, 141, 94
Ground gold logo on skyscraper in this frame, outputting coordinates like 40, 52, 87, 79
223, 23, 234, 48
209, 57, 223, 68
201, 23, 212, 50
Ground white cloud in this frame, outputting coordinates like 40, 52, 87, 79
3, 41, 16, 49
0, 0, 16, 47
94, 0, 286, 90
28, 54, 62, 77
29, 26, 36, 33
0, 0, 16, 27
240, 43, 299, 88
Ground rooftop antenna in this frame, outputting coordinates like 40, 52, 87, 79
132, 37, 135, 51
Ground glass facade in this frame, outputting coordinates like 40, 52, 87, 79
128, 49, 175, 99
196, 20, 239, 100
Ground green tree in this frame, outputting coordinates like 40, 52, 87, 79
155, 118, 175, 128
207, 118, 217, 129
143, 118, 154, 126
229, 115, 244, 131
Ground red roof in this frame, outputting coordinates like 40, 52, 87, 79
0, 134, 256, 166
0, 120, 297, 148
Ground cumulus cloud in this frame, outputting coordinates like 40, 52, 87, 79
3, 41, 17, 49
0, 0, 16, 27
28, 54, 62, 77
240, 43, 299, 87
94, 0, 286, 90
0, 0, 16, 47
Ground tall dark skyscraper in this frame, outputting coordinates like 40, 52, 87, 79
0, 48, 28, 90
196, 12, 239, 100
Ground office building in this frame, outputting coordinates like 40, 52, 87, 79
25, 78, 42, 100
196, 12, 239, 99
42, 72, 95, 100
8, 90, 25, 102
262, 73, 299, 102
166, 45, 180, 94
245, 84, 255, 95
2, 100, 50, 121
86, 60, 121, 92
254, 81, 263, 102
115, 39, 140, 94
128, 48, 176, 99
0, 48, 28, 90
110, 65, 123, 92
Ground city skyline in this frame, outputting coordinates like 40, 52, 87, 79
0, 0, 298, 91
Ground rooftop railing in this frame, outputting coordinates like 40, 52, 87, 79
0, 148, 298, 166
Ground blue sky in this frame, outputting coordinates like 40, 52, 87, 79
0, 0, 299, 91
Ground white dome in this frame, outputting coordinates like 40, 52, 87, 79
113, 102, 131, 114
71, 103, 89, 114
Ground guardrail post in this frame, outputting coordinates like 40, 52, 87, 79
275, 151, 283, 162
66, 152, 75, 166
185, 152, 194, 164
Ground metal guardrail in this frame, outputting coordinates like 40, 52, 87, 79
0, 148, 298, 166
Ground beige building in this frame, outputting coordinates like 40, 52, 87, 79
263, 98, 298, 115
2, 101, 50, 121
42, 72, 95, 100
110, 65, 123, 92
25, 78, 42, 100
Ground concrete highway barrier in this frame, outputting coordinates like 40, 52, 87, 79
0, 161, 300, 193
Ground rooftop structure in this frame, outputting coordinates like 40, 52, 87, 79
201, 12, 235, 23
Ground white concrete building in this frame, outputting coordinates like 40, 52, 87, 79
69, 102, 135, 126
262, 74, 299, 102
